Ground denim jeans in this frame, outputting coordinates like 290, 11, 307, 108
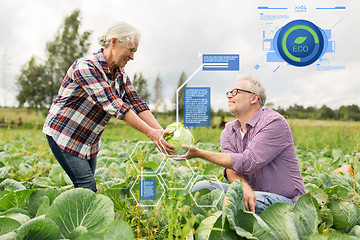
46, 135, 97, 192
192, 180, 294, 214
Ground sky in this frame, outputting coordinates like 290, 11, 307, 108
0, 0, 359, 112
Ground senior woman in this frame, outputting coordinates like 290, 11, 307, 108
43, 22, 174, 192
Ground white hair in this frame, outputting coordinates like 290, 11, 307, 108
98, 21, 140, 48
237, 74, 267, 107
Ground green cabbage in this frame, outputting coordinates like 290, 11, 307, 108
164, 122, 194, 155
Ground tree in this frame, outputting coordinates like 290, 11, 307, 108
338, 105, 360, 121
152, 73, 163, 113
132, 72, 150, 103
16, 57, 46, 124
173, 71, 187, 116
318, 105, 335, 120
44, 9, 91, 105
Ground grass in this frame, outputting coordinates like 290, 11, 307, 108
1, 107, 359, 154
288, 118, 360, 153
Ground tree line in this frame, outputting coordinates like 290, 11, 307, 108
273, 104, 360, 122
15, 10, 360, 123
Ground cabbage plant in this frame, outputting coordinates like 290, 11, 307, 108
164, 122, 194, 155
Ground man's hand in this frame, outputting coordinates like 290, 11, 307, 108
243, 184, 257, 213
170, 144, 199, 160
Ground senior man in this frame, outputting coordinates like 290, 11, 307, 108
179, 75, 305, 214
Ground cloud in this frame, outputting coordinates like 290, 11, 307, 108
0, 0, 358, 111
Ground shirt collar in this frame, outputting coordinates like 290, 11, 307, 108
231, 107, 263, 131
96, 49, 126, 76
247, 107, 263, 127
96, 49, 110, 74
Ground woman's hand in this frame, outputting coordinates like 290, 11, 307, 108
147, 128, 175, 154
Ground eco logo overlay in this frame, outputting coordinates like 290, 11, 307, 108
274, 19, 327, 67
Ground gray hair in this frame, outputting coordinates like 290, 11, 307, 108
98, 21, 140, 48
237, 74, 267, 107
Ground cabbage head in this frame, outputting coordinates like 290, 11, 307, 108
164, 122, 194, 155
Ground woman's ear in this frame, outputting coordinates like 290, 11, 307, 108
110, 38, 117, 48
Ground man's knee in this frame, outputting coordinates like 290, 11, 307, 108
254, 191, 294, 214
191, 180, 213, 192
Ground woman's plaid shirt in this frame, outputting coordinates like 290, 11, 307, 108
43, 49, 149, 159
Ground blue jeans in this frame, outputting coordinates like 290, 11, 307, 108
46, 135, 97, 192
192, 180, 294, 214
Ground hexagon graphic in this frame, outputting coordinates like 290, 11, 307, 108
129, 141, 167, 174
158, 158, 195, 190
130, 175, 166, 207
96, 157, 137, 190
188, 175, 225, 208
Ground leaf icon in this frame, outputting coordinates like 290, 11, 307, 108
293, 36, 307, 44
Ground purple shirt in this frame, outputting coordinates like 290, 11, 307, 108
221, 108, 305, 202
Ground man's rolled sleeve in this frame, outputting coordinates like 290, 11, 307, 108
220, 127, 235, 181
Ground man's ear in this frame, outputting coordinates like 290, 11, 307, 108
250, 94, 259, 104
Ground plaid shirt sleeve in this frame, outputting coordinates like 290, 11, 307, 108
121, 73, 150, 114
74, 60, 131, 119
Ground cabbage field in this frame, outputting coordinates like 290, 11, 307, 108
0, 122, 359, 240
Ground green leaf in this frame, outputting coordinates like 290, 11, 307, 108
260, 193, 321, 239
260, 203, 298, 239
0, 218, 21, 236
35, 197, 50, 217
68, 226, 88, 240
328, 199, 359, 232
293, 36, 307, 44
108, 162, 126, 179
103, 219, 134, 240
0, 190, 35, 211
76, 219, 134, 240
49, 165, 69, 186
16, 163, 32, 178
192, 189, 224, 217
15, 215, 59, 240
0, 208, 30, 218
308, 187, 329, 207
31, 177, 56, 187
291, 193, 321, 237
46, 188, 115, 239
220, 217, 244, 240
27, 189, 61, 218
143, 161, 159, 172
0, 231, 17, 240
332, 149, 344, 162
223, 180, 275, 239
0, 179, 26, 191
195, 211, 223, 240
1, 212, 30, 225
325, 185, 350, 198
320, 206, 334, 228
95, 168, 113, 183
0, 167, 11, 179
349, 225, 360, 238
307, 233, 355, 240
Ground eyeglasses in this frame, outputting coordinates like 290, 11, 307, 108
226, 88, 255, 97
